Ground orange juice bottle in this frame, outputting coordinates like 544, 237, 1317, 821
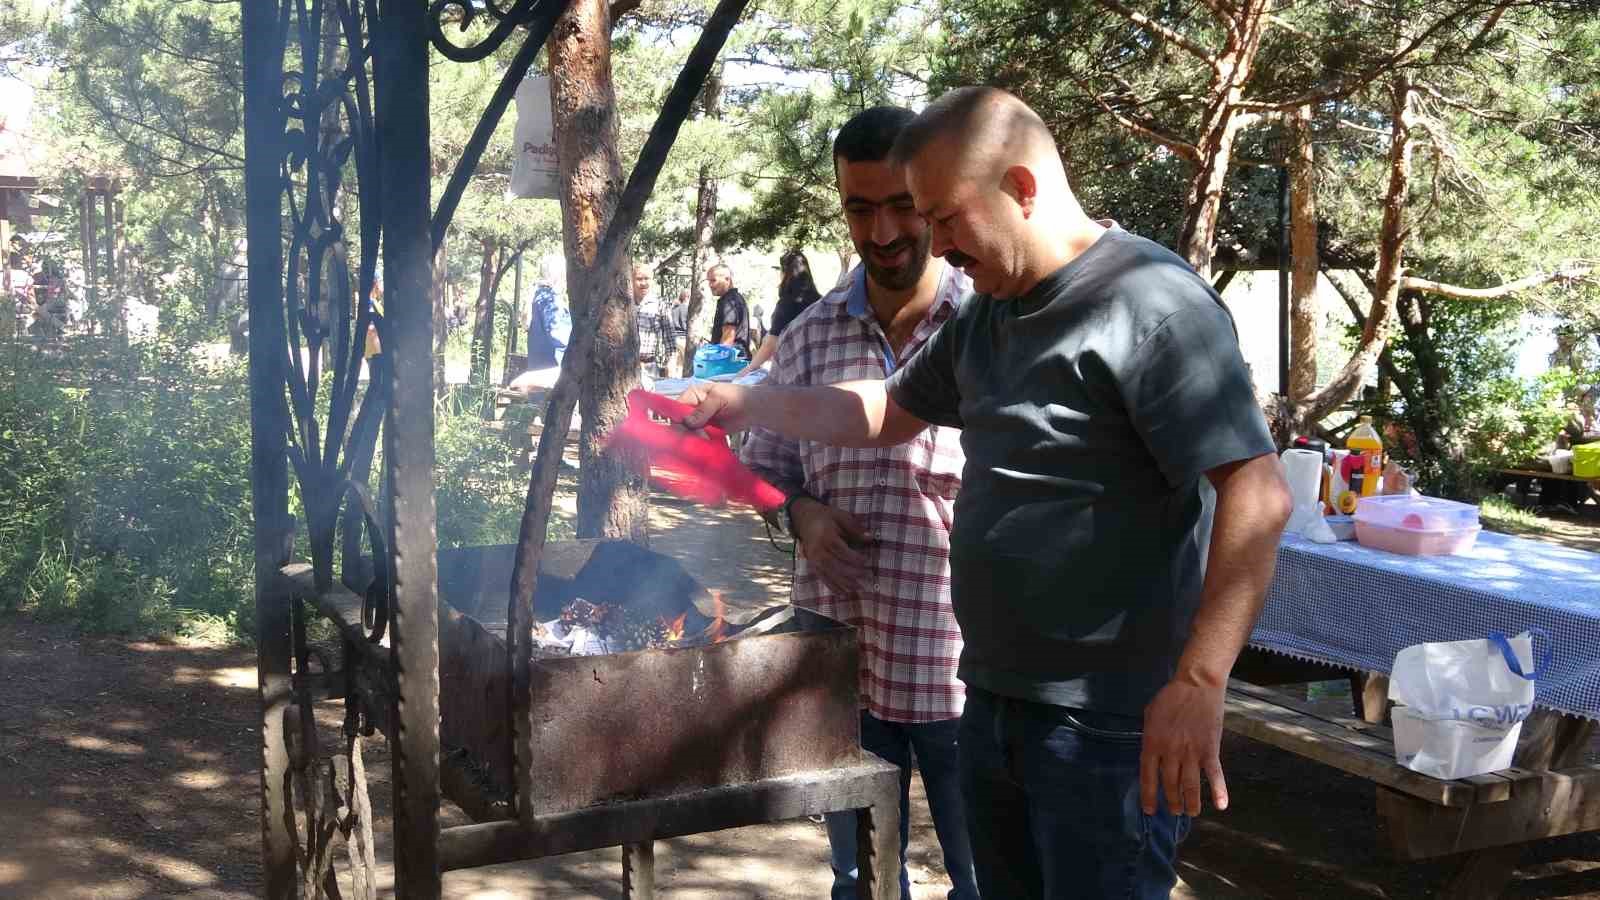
1346, 417, 1385, 498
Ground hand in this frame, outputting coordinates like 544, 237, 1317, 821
788, 497, 872, 595
1140, 676, 1229, 817
678, 383, 752, 432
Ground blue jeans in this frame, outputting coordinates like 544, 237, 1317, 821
825, 712, 980, 900
959, 687, 1189, 900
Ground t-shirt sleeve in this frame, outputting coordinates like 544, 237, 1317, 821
885, 312, 964, 429
1117, 302, 1277, 488
716, 293, 746, 330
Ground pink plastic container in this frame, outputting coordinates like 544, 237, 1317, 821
1353, 495, 1481, 556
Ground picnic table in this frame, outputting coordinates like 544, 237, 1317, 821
1493, 467, 1597, 510
1225, 530, 1600, 898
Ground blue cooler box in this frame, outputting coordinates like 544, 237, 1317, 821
692, 344, 746, 379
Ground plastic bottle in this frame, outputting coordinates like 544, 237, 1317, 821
1345, 416, 1385, 501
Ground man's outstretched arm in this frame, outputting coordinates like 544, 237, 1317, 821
679, 381, 928, 449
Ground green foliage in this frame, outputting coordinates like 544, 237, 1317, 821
433, 390, 547, 549
1376, 299, 1591, 500
1479, 494, 1554, 536
718, 0, 938, 252
0, 340, 254, 637
0, 334, 554, 640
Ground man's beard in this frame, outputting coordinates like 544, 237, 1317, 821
860, 229, 933, 291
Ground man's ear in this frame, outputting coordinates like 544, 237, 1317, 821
1002, 165, 1038, 217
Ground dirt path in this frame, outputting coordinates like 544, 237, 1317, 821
5, 504, 1600, 898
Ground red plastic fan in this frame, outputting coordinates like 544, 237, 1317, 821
606, 389, 786, 512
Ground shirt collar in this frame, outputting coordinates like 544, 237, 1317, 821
843, 262, 962, 324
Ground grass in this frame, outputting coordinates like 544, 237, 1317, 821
1478, 494, 1554, 535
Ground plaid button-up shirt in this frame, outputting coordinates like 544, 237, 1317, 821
741, 264, 970, 723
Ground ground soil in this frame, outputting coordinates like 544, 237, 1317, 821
5, 499, 1600, 899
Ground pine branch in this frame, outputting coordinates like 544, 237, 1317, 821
1068, 71, 1202, 162
1401, 263, 1596, 300
1233, 0, 1515, 113
1090, 0, 1222, 73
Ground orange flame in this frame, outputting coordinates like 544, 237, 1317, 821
663, 612, 687, 643
707, 590, 728, 643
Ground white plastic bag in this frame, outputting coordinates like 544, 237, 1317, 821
1387, 630, 1548, 779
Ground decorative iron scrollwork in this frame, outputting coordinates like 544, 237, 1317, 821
427, 0, 544, 62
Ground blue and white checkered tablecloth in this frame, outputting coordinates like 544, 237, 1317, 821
1253, 530, 1600, 720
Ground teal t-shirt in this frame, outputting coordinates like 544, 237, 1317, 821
886, 226, 1276, 715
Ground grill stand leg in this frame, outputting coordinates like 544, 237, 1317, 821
855, 766, 901, 899
622, 841, 655, 898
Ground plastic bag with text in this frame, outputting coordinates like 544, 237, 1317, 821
1387, 630, 1550, 779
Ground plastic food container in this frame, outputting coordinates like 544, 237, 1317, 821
1575, 444, 1600, 478
1354, 494, 1481, 556
1325, 515, 1356, 541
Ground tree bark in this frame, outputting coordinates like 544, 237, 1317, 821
549, 0, 649, 543
1288, 104, 1320, 402
1294, 71, 1418, 429
430, 234, 450, 402
470, 237, 498, 388
1176, 0, 1271, 277
835, 245, 854, 290
680, 72, 723, 376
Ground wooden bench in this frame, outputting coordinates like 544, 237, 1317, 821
1494, 468, 1597, 510
1225, 677, 1600, 897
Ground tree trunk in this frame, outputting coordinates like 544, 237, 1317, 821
1294, 72, 1418, 429
1288, 104, 1320, 402
680, 72, 723, 376
835, 245, 853, 290
432, 233, 449, 402
1176, 0, 1271, 278
549, 0, 648, 543
470, 237, 498, 388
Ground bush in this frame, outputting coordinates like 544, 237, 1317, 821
0, 339, 254, 637
0, 337, 554, 642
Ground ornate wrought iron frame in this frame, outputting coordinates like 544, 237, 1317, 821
243, 0, 752, 896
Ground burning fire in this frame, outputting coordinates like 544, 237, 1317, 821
707, 590, 728, 643
663, 612, 687, 643
654, 591, 730, 647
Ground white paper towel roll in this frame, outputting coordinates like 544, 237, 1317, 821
1280, 448, 1325, 535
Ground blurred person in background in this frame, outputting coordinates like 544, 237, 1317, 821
706, 262, 750, 358
738, 249, 823, 377
632, 262, 674, 381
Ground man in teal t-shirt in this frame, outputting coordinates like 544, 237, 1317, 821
679, 87, 1291, 899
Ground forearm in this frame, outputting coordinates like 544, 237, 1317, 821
745, 380, 919, 448
1177, 455, 1292, 689
718, 324, 737, 345
746, 335, 778, 370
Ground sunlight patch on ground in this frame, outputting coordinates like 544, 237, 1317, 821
136, 796, 174, 816
45, 808, 92, 828
208, 666, 258, 690
64, 735, 144, 756
0, 859, 25, 885
88, 838, 217, 887
105, 718, 147, 733
170, 768, 229, 790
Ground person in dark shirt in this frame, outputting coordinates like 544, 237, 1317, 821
677, 87, 1291, 900
739, 249, 823, 376
706, 262, 750, 357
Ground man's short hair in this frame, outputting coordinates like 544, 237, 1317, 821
889, 86, 1055, 167
707, 262, 731, 277
833, 106, 917, 167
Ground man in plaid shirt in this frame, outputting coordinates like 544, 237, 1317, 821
741, 106, 979, 900
631, 263, 674, 379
